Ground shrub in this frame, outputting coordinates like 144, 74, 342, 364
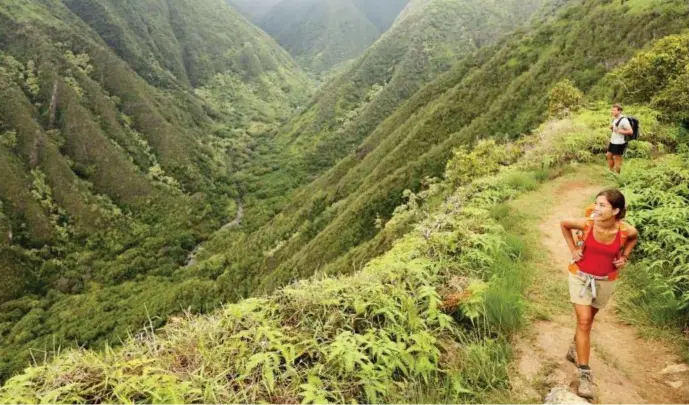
548, 79, 584, 117
615, 155, 689, 330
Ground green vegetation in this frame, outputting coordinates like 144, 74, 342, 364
615, 155, 689, 333
352, 0, 410, 32
197, 0, 556, 285
598, 33, 689, 125
0, 107, 628, 404
194, 0, 689, 307
594, 32, 689, 336
7, 96, 685, 402
0, 0, 311, 380
3, 0, 689, 398
61, 0, 304, 88
277, 0, 551, 177
548, 79, 584, 117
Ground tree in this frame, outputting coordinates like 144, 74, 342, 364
548, 79, 584, 117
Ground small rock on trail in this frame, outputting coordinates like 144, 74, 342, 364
659, 363, 689, 375
665, 381, 684, 390
510, 178, 689, 404
544, 387, 589, 404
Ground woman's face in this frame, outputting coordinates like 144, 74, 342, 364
592, 195, 619, 221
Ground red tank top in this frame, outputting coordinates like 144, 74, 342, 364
576, 227, 622, 277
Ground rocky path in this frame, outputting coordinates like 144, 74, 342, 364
511, 179, 689, 404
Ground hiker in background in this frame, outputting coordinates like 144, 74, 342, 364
559, 189, 638, 399
606, 104, 634, 173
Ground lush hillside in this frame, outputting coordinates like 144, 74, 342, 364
255, 0, 689, 291
61, 0, 306, 88
0, 0, 311, 380
2, 99, 686, 402
237, 0, 552, 227
3, 0, 689, 392
277, 0, 552, 180
181, 0, 689, 311
191, 0, 559, 291
260, 0, 410, 73
260, 0, 378, 73
0, 0, 549, 383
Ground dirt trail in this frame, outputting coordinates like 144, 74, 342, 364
513, 180, 689, 404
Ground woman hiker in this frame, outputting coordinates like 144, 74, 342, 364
560, 189, 639, 399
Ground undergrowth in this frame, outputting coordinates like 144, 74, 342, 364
614, 151, 689, 343
0, 106, 681, 403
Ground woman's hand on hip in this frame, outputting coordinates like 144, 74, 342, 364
613, 255, 628, 269
570, 249, 583, 262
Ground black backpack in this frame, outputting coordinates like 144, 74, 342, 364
617, 116, 640, 141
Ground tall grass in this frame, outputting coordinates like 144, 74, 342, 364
614, 155, 689, 336
0, 106, 678, 403
485, 258, 527, 335
389, 336, 512, 404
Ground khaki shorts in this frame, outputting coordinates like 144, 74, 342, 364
569, 273, 616, 309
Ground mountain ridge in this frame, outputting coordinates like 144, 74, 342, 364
2, 0, 689, 393
190, 0, 689, 302
260, 0, 410, 73
0, 0, 312, 380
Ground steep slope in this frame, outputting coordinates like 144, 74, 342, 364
61, 0, 306, 88
260, 0, 408, 73
279, 0, 551, 179
258, 0, 688, 289
236, 0, 552, 224
3, 0, 687, 388
0, 0, 311, 380
3, 100, 686, 403
199, 0, 553, 288
193, 0, 688, 299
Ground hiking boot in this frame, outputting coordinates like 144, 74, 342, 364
577, 368, 595, 400
566, 341, 577, 364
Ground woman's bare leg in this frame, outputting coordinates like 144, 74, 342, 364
574, 304, 596, 365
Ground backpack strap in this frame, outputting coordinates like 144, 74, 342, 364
581, 220, 627, 248
619, 221, 629, 248
568, 220, 625, 281
576, 220, 594, 250
582, 220, 594, 242
569, 220, 593, 275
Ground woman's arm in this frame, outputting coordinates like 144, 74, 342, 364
614, 225, 639, 268
560, 218, 588, 262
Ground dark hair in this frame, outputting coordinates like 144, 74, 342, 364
612, 103, 624, 111
597, 189, 626, 219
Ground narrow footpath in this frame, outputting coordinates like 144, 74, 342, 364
510, 176, 689, 404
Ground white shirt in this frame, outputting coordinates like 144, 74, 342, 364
611, 116, 630, 145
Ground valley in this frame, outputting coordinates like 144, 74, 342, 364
259, 0, 410, 73
1, 0, 689, 402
